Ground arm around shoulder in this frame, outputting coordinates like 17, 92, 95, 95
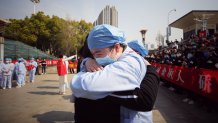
107, 65, 160, 111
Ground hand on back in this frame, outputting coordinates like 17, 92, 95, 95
85, 58, 103, 72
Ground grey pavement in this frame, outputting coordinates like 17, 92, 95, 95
0, 67, 75, 123
0, 66, 218, 123
154, 82, 218, 123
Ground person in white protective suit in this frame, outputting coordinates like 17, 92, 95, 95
2, 58, 13, 89
28, 58, 38, 83
0, 58, 4, 88
8, 58, 15, 82
71, 24, 153, 123
15, 58, 27, 88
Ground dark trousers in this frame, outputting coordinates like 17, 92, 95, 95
35, 67, 40, 75
74, 97, 120, 123
42, 66, 46, 73
69, 68, 74, 73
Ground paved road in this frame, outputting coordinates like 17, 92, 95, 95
154, 82, 218, 123
0, 67, 75, 123
0, 68, 217, 123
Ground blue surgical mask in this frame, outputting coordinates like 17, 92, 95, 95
96, 55, 115, 66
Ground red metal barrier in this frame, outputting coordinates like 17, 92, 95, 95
151, 63, 218, 103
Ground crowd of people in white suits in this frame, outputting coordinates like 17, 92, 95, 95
0, 57, 38, 89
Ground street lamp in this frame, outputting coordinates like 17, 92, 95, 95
140, 29, 147, 48
166, 9, 176, 41
30, 0, 40, 14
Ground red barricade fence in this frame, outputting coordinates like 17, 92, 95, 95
151, 63, 218, 103
12, 60, 77, 67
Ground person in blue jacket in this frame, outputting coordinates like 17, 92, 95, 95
71, 24, 154, 123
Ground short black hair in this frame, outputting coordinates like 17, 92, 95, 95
78, 34, 94, 58
59, 55, 63, 58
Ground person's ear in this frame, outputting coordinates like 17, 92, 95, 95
114, 43, 121, 52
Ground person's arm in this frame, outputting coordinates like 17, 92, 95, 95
2, 65, 8, 72
106, 65, 160, 111
71, 55, 146, 99
79, 58, 103, 72
77, 58, 92, 72
63, 55, 76, 61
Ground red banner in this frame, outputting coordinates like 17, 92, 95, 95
152, 63, 218, 102
12, 60, 59, 66
12, 60, 77, 66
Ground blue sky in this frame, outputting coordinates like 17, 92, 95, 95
0, 0, 218, 48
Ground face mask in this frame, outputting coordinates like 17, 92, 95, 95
96, 55, 115, 66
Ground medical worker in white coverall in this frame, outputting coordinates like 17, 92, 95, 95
71, 24, 152, 123
2, 58, 13, 89
28, 58, 38, 83
0, 58, 4, 88
15, 58, 27, 87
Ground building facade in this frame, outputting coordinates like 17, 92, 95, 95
94, 5, 118, 27
170, 10, 218, 40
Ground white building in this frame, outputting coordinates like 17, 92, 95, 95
94, 5, 118, 27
